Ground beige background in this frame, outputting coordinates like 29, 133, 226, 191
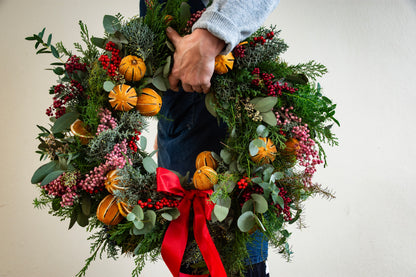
1, 0, 416, 276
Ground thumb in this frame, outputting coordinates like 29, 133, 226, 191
166, 27, 181, 46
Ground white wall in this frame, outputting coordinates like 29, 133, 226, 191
1, 0, 415, 276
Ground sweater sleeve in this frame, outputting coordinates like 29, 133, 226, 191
192, 0, 280, 54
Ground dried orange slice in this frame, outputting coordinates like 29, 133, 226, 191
70, 119, 94, 145
108, 84, 138, 111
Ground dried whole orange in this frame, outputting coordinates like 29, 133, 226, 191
108, 84, 138, 111
70, 119, 94, 145
96, 194, 123, 225
195, 151, 218, 170
250, 137, 277, 165
136, 88, 162, 116
119, 55, 146, 82
193, 166, 218, 190
283, 138, 300, 156
214, 52, 234, 74
105, 169, 127, 194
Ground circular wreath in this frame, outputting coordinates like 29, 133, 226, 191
28, 1, 338, 276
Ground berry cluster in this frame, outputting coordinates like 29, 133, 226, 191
240, 185, 264, 205
79, 140, 130, 194
233, 43, 246, 58
96, 108, 118, 134
276, 106, 302, 126
251, 68, 298, 96
128, 130, 141, 152
98, 41, 121, 78
137, 197, 180, 210
46, 80, 84, 118
65, 55, 87, 75
274, 187, 292, 221
184, 8, 206, 33
291, 124, 323, 185
237, 176, 250, 190
250, 31, 274, 47
43, 172, 81, 207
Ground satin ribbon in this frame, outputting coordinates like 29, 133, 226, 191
157, 167, 226, 277
179, 274, 209, 277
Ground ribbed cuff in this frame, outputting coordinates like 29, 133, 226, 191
192, 10, 240, 54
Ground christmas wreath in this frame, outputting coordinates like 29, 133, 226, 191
28, 1, 338, 276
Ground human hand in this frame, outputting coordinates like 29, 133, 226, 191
166, 27, 225, 93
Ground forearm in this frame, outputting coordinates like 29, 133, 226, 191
193, 0, 280, 54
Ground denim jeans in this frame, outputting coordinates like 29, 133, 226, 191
157, 90, 226, 176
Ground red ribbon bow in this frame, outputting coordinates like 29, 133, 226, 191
157, 167, 227, 277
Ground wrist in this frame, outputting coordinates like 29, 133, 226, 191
192, 28, 225, 57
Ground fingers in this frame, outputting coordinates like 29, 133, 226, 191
166, 27, 181, 47
168, 73, 180, 92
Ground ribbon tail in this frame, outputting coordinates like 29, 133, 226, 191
161, 199, 192, 277
193, 199, 227, 277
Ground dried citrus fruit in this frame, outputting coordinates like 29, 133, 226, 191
96, 195, 123, 226
136, 88, 162, 116
119, 55, 146, 82
70, 119, 93, 145
195, 151, 218, 170
214, 52, 234, 74
193, 166, 218, 190
108, 84, 138, 111
250, 137, 277, 164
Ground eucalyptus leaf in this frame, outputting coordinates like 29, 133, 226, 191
252, 97, 277, 112
143, 157, 157, 174
261, 111, 277, 126
256, 125, 269, 137
251, 194, 268, 214
31, 161, 58, 184
241, 199, 253, 213
69, 209, 77, 230
80, 195, 91, 216
179, 2, 191, 21
77, 212, 89, 227
163, 56, 171, 78
145, 210, 157, 226
229, 160, 238, 172
220, 149, 232, 164
253, 214, 266, 232
237, 211, 256, 233
213, 196, 231, 222
51, 111, 79, 133
47, 34, 52, 46
205, 92, 217, 117
126, 213, 136, 222
103, 15, 120, 34
53, 67, 65, 75
140, 136, 147, 150
161, 213, 173, 221
50, 45, 59, 58
270, 172, 284, 183
152, 75, 168, 91
103, 81, 115, 92
132, 205, 144, 220
251, 177, 262, 184
40, 170, 65, 186
91, 36, 106, 49
133, 220, 145, 230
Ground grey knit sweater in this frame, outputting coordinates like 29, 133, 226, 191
193, 0, 280, 54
